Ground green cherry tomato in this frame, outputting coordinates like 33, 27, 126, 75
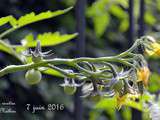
25, 69, 42, 85
64, 86, 77, 95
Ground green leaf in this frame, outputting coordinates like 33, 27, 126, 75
86, 0, 110, 37
93, 13, 110, 37
0, 7, 74, 62
119, 18, 129, 32
17, 7, 73, 27
95, 97, 116, 109
86, 0, 128, 37
121, 107, 131, 120
95, 96, 143, 111
20, 32, 77, 48
0, 7, 73, 28
116, 0, 128, 8
157, 0, 160, 12
148, 72, 160, 92
94, 98, 116, 120
109, 5, 127, 19
86, 0, 109, 17
0, 16, 17, 27
125, 100, 142, 111
144, 12, 156, 25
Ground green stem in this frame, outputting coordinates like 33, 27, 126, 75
48, 64, 77, 78
116, 39, 140, 57
0, 57, 133, 77
0, 27, 17, 39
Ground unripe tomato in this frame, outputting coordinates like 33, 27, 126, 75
64, 86, 77, 95
25, 69, 42, 85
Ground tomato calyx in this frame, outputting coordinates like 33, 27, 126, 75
60, 77, 84, 95
23, 40, 54, 63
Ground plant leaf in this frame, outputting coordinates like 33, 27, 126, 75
93, 13, 110, 37
0, 7, 73, 28
144, 12, 156, 25
17, 7, 73, 27
20, 32, 78, 47
0, 16, 17, 27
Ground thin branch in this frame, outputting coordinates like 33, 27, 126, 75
0, 57, 133, 78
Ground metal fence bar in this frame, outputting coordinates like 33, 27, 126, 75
74, 0, 86, 120
128, 0, 143, 119
132, 0, 145, 120
128, 0, 134, 46
138, 0, 145, 37
75, 0, 86, 57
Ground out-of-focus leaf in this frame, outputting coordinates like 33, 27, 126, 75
95, 97, 116, 109
148, 72, 160, 92
0, 7, 73, 28
109, 5, 127, 19
122, 107, 131, 120
62, 0, 76, 6
86, 0, 111, 37
89, 110, 102, 120
157, 0, 160, 12
125, 100, 142, 111
86, 0, 109, 17
116, 0, 128, 8
93, 98, 116, 120
144, 12, 156, 25
86, 0, 129, 37
93, 13, 110, 37
95, 96, 142, 110
119, 18, 129, 32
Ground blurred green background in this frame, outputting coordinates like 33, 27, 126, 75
0, 0, 160, 120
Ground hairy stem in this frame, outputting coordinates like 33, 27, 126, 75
117, 39, 140, 57
0, 57, 132, 77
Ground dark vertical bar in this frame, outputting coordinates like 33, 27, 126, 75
128, 0, 134, 46
74, 0, 86, 120
132, 0, 145, 120
138, 0, 145, 37
75, 0, 86, 57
